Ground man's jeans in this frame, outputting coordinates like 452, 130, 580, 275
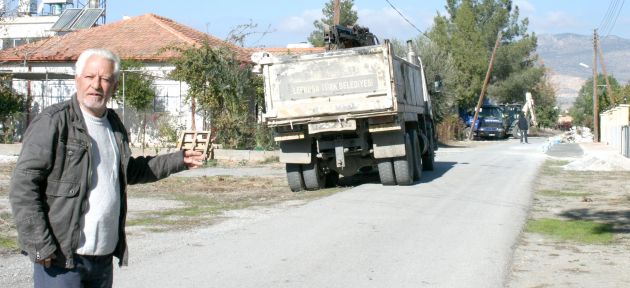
34, 254, 113, 288
520, 129, 528, 143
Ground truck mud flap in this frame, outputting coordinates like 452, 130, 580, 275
279, 139, 312, 164
372, 130, 406, 159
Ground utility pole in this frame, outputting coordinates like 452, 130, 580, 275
468, 31, 502, 141
592, 29, 599, 142
333, 0, 341, 26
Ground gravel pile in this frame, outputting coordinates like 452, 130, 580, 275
563, 154, 630, 171
542, 127, 594, 153
563, 142, 630, 171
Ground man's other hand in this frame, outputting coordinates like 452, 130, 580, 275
37, 257, 52, 268
183, 150, 206, 169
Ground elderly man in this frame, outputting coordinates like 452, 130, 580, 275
10, 48, 204, 288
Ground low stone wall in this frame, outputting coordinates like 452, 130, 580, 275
130, 147, 279, 163
0, 144, 21, 156
0, 144, 279, 163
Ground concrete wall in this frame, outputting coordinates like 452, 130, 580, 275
129, 146, 279, 163
600, 104, 630, 157
1, 143, 279, 163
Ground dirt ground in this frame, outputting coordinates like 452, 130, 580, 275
0, 159, 348, 286
508, 143, 630, 288
1, 142, 630, 287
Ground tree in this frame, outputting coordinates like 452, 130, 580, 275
391, 38, 458, 122
168, 41, 261, 149
530, 72, 559, 128
428, 0, 542, 109
0, 76, 25, 143
115, 59, 156, 149
570, 74, 621, 128
621, 83, 630, 104
308, 0, 358, 47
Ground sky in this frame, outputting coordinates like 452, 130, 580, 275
106, 0, 630, 47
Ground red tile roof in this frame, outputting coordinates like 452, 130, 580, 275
0, 13, 249, 63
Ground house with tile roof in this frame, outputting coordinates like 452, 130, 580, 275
0, 13, 249, 146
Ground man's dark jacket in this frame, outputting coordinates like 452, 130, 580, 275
518, 115, 529, 131
10, 95, 187, 268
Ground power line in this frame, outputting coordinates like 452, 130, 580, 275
383, 0, 432, 40
598, 0, 619, 32
598, 0, 625, 38
604, 0, 625, 38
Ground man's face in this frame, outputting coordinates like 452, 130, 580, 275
75, 56, 117, 117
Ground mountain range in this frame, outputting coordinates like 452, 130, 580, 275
536, 33, 630, 111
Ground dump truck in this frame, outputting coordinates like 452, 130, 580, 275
253, 40, 438, 191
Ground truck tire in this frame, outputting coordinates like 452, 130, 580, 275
422, 148, 435, 171
512, 126, 521, 139
393, 133, 414, 185
286, 164, 305, 192
325, 171, 339, 188
410, 130, 422, 181
377, 159, 396, 185
422, 138, 435, 171
303, 159, 325, 190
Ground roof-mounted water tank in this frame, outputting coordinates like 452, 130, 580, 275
42, 0, 74, 16
17, 0, 37, 16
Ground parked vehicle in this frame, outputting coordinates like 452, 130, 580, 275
500, 103, 523, 138
464, 104, 509, 139
253, 40, 438, 191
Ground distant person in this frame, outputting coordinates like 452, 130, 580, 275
518, 111, 529, 144
9, 48, 205, 288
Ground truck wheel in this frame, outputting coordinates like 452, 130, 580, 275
422, 146, 435, 171
286, 164, 305, 192
394, 133, 414, 185
325, 171, 339, 188
303, 159, 325, 190
377, 159, 396, 186
512, 126, 520, 139
410, 130, 422, 181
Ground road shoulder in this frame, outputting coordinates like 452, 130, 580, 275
508, 142, 630, 287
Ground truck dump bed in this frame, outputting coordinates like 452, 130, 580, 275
258, 43, 427, 126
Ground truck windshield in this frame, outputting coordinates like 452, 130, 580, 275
479, 107, 503, 119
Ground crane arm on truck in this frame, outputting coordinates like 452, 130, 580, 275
522, 92, 537, 126
323, 24, 379, 50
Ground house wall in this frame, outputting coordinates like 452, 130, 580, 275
0, 15, 59, 49
600, 104, 630, 157
3, 61, 203, 146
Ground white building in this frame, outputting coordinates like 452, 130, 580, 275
0, 0, 105, 50
0, 13, 249, 146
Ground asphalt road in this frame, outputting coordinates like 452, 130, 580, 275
114, 138, 547, 288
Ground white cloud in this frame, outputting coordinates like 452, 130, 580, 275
544, 11, 578, 28
514, 0, 535, 15
357, 7, 428, 41
277, 9, 321, 33
527, 10, 579, 34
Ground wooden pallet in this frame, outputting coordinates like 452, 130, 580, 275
176, 131, 214, 159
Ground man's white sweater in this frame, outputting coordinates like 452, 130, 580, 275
76, 109, 121, 256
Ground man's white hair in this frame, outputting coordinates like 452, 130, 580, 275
75, 48, 121, 81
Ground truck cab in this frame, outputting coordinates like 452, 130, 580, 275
466, 104, 508, 139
